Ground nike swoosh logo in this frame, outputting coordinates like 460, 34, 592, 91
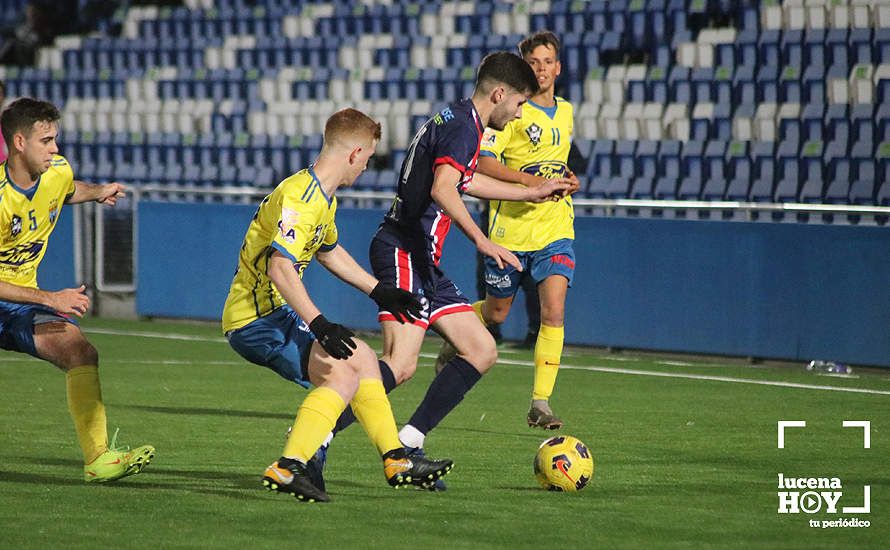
555, 459, 574, 482
544, 361, 560, 366
105, 459, 121, 465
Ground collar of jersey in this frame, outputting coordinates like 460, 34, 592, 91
308, 166, 333, 207
527, 99, 558, 120
2, 162, 42, 201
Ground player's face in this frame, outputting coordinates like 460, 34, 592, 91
344, 139, 377, 186
488, 89, 528, 131
18, 121, 59, 175
524, 44, 561, 94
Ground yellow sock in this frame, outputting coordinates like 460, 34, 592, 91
351, 379, 402, 455
472, 300, 487, 325
66, 365, 108, 464
533, 324, 564, 401
283, 387, 346, 462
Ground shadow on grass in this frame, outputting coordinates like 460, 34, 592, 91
433, 425, 546, 440
112, 403, 291, 421
0, 459, 272, 501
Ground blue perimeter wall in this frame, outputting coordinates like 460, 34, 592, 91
38, 212, 76, 291
137, 201, 890, 368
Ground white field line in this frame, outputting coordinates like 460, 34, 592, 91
53, 328, 890, 396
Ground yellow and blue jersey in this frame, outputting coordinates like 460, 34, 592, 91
481, 97, 575, 252
0, 155, 75, 288
222, 168, 338, 333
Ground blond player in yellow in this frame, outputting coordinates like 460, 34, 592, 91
437, 32, 580, 429
0, 98, 154, 481
223, 108, 452, 503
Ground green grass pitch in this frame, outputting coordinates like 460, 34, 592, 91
1, 318, 888, 548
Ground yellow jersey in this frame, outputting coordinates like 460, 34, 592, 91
0, 155, 75, 288
222, 168, 339, 333
481, 97, 575, 251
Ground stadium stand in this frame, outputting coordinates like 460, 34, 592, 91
0, 0, 888, 221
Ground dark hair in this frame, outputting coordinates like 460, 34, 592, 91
0, 97, 60, 147
324, 107, 381, 147
519, 30, 561, 57
475, 51, 539, 96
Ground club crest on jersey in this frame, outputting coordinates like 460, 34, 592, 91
9, 214, 22, 238
525, 123, 543, 146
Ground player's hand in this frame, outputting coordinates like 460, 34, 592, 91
476, 237, 521, 271
526, 178, 572, 203
564, 170, 582, 196
48, 285, 90, 317
309, 314, 357, 360
369, 282, 423, 323
97, 182, 127, 206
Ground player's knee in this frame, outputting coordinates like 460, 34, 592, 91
486, 302, 510, 325
66, 340, 99, 368
540, 304, 565, 328
349, 341, 378, 378
463, 333, 497, 373
385, 356, 417, 385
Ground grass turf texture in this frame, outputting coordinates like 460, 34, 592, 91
1, 318, 888, 548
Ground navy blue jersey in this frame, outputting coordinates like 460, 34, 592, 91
379, 98, 483, 266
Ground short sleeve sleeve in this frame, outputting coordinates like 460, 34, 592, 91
270, 194, 318, 263
318, 220, 338, 252
431, 121, 480, 174
480, 123, 512, 161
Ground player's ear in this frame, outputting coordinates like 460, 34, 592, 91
491, 85, 505, 104
13, 132, 26, 153
349, 146, 362, 164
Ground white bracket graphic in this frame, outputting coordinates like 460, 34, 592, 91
842, 485, 871, 514
778, 420, 806, 449
842, 420, 871, 449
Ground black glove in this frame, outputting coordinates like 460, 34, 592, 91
309, 314, 357, 360
369, 282, 423, 323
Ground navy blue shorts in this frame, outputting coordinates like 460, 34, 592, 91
369, 236, 473, 330
226, 305, 315, 388
0, 300, 76, 357
483, 238, 576, 299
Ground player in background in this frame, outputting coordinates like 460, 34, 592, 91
0, 98, 154, 482
313, 53, 572, 492
222, 108, 453, 503
437, 31, 580, 429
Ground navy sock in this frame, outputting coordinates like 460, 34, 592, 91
332, 360, 397, 435
406, 356, 482, 435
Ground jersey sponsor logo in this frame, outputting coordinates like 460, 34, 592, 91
277, 207, 300, 244
294, 259, 310, 277
0, 240, 45, 266
484, 272, 512, 289
48, 199, 59, 224
433, 107, 455, 125
9, 214, 22, 238
304, 225, 326, 252
520, 161, 568, 180
525, 122, 543, 146
481, 129, 497, 148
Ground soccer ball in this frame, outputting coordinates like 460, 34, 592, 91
533, 435, 594, 492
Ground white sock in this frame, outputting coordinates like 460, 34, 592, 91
398, 424, 425, 449
322, 432, 333, 447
